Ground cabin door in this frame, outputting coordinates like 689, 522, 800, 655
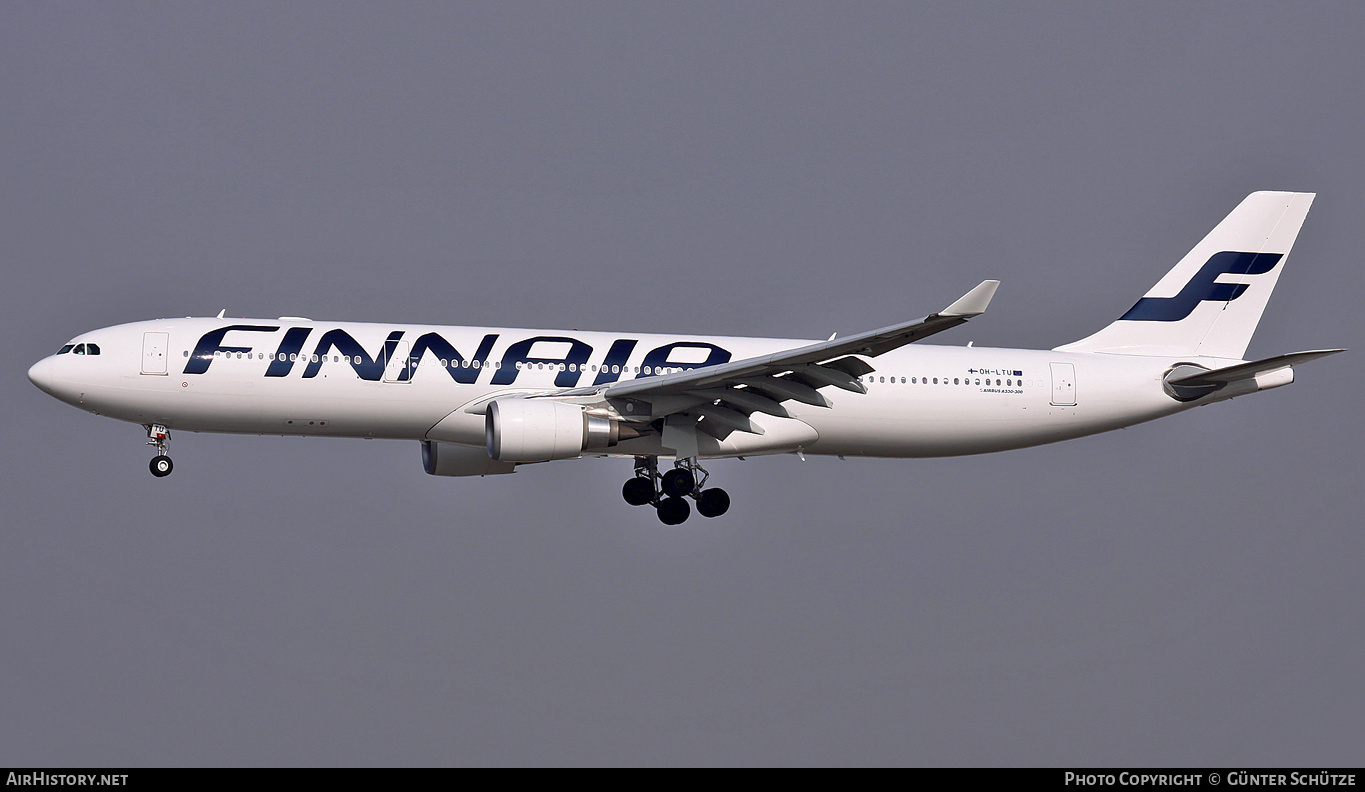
1050, 362, 1076, 406
141, 332, 169, 375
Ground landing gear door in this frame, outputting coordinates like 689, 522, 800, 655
142, 332, 169, 375
383, 340, 412, 383
1050, 362, 1076, 406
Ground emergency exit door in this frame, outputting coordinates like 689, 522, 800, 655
382, 340, 412, 383
141, 332, 168, 375
1050, 362, 1076, 406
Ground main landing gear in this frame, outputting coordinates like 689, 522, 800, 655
146, 424, 173, 478
621, 456, 731, 525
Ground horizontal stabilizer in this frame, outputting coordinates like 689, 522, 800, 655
1167, 348, 1345, 388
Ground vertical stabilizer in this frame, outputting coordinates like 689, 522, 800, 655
1057, 192, 1314, 359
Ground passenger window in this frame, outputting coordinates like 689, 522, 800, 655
933, 378, 938, 384
953, 378, 958, 384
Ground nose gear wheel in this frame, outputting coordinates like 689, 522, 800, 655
145, 424, 174, 478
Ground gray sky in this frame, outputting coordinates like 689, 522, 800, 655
3, 2, 1362, 765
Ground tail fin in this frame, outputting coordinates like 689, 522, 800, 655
1056, 191, 1315, 359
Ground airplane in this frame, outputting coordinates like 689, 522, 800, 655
27, 191, 1343, 524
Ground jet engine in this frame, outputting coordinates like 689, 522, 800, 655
421, 440, 518, 476
486, 399, 619, 463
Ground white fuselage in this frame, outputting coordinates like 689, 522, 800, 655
28, 317, 1207, 460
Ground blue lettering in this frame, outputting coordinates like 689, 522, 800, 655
264, 327, 313, 377
641, 341, 731, 375
492, 336, 593, 387
400, 332, 498, 383
302, 330, 404, 381
593, 339, 638, 385
184, 325, 279, 375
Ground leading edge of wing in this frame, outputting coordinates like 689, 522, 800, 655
561, 279, 1000, 400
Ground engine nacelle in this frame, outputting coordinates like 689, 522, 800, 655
486, 399, 619, 462
421, 440, 518, 477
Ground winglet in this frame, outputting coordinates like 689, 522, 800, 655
941, 280, 1000, 317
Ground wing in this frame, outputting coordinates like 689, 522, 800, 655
551, 279, 1000, 441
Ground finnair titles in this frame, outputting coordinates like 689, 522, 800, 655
29, 192, 1343, 524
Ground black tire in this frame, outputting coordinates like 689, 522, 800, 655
622, 476, 655, 506
696, 488, 731, 518
656, 496, 691, 525
661, 467, 695, 498
149, 455, 173, 478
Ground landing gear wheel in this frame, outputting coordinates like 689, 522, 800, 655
696, 488, 730, 518
149, 455, 173, 478
622, 476, 655, 506
661, 467, 695, 498
656, 496, 691, 525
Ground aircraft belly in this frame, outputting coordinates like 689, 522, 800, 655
80, 376, 454, 439
604, 414, 819, 459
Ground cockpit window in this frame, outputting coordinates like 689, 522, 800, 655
61, 342, 102, 356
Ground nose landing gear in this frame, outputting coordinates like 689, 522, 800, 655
146, 424, 173, 478
621, 456, 731, 524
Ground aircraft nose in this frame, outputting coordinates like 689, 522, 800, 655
28, 356, 58, 395
27, 355, 82, 405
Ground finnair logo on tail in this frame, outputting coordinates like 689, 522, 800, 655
1120, 251, 1283, 322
